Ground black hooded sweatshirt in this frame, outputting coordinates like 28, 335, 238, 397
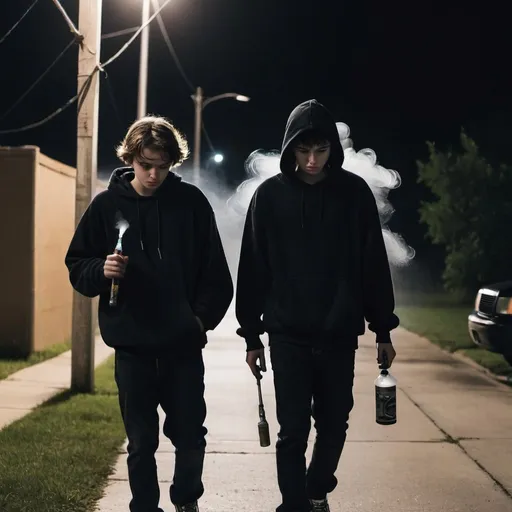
65, 168, 233, 351
235, 99, 399, 351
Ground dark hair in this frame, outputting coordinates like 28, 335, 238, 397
294, 129, 331, 148
116, 115, 189, 167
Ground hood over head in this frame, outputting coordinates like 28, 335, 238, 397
280, 99, 344, 176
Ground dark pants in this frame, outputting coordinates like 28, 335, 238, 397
270, 340, 356, 512
114, 348, 207, 512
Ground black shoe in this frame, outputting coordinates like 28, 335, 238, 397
175, 502, 199, 512
310, 499, 330, 512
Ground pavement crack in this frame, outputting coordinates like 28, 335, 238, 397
400, 387, 512, 501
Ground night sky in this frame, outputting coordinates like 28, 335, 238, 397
1, 0, 510, 271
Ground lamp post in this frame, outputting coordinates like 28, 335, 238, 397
191, 86, 250, 184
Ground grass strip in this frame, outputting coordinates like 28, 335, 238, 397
397, 304, 512, 377
0, 341, 71, 380
0, 355, 126, 512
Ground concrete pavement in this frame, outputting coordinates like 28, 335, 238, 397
0, 335, 113, 430
96, 314, 512, 512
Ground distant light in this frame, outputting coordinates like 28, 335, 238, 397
213, 153, 224, 163
236, 95, 250, 102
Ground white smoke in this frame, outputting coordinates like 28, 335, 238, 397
115, 211, 130, 239
226, 122, 415, 267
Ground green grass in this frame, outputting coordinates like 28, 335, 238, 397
396, 301, 512, 378
0, 341, 72, 380
0, 355, 126, 512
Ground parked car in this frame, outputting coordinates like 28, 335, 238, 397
468, 280, 512, 366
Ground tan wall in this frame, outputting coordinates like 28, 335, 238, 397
0, 146, 106, 357
0, 147, 36, 356
33, 152, 77, 352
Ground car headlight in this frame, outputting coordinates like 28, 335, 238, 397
475, 291, 482, 310
496, 296, 512, 315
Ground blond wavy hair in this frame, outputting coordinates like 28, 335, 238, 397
116, 115, 189, 167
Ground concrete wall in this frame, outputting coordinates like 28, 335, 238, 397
33, 151, 77, 352
0, 146, 106, 357
0, 147, 36, 356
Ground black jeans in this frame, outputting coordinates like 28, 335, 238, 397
270, 339, 356, 512
114, 347, 207, 512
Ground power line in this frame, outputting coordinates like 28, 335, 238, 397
102, 71, 126, 131
102, 0, 172, 68
202, 122, 215, 152
102, 27, 138, 40
0, 90, 81, 135
0, 0, 173, 136
0, 0, 40, 45
149, 0, 217, 153
151, 0, 195, 93
0, 38, 76, 123
50, 0, 82, 41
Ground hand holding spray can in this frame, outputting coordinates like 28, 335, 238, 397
109, 215, 130, 308
375, 351, 397, 425
109, 237, 123, 307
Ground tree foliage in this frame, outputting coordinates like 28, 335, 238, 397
417, 130, 512, 297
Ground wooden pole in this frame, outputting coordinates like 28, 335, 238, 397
71, 0, 102, 393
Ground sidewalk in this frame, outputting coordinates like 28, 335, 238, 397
0, 335, 113, 430
97, 315, 512, 512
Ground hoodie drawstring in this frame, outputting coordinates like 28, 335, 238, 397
320, 187, 325, 222
156, 200, 162, 260
136, 198, 163, 259
137, 199, 144, 251
300, 189, 305, 229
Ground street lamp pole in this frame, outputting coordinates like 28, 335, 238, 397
137, 0, 150, 119
191, 86, 250, 184
192, 86, 204, 184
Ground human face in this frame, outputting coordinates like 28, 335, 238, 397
294, 142, 331, 177
131, 147, 171, 196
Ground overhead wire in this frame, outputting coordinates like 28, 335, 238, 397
102, 27, 138, 41
50, 0, 82, 42
151, 0, 195, 93
0, 0, 40, 46
102, 71, 126, 131
151, 0, 217, 153
0, 0, 173, 136
0, 38, 76, 123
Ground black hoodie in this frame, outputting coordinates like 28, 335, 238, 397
235, 99, 399, 351
65, 168, 233, 351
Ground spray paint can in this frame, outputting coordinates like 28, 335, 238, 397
375, 352, 397, 425
109, 213, 130, 308
109, 237, 122, 307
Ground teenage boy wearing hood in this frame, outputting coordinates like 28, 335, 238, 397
236, 100, 399, 512
65, 116, 233, 512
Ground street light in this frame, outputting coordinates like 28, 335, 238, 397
213, 153, 224, 163
191, 86, 250, 183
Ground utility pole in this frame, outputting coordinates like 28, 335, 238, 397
192, 86, 203, 185
137, 0, 150, 119
71, 0, 102, 393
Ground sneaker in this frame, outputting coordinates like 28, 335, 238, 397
310, 499, 330, 512
175, 502, 199, 512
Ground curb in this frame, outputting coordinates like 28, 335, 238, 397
451, 350, 512, 387
399, 327, 512, 390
